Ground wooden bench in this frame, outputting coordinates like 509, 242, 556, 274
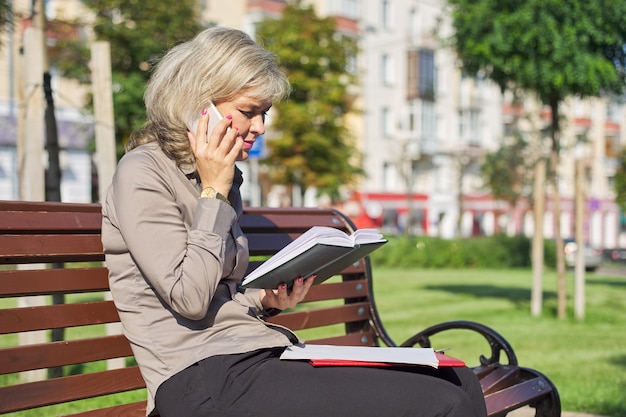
0, 200, 561, 417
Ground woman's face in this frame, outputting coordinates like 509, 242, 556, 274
215, 96, 272, 161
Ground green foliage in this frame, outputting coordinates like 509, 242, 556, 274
0, 2, 12, 49
613, 148, 626, 213
54, 0, 202, 152
445, 0, 626, 102
481, 134, 534, 208
255, 3, 364, 201
368, 234, 555, 269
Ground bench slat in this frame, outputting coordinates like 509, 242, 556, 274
301, 279, 369, 303
1, 335, 133, 374
479, 365, 521, 395
64, 401, 148, 417
240, 208, 351, 232
0, 367, 145, 414
0, 200, 102, 213
0, 234, 104, 263
0, 300, 119, 334
246, 233, 305, 255
0, 211, 102, 233
306, 332, 378, 346
0, 267, 109, 297
268, 302, 371, 330
484, 375, 555, 416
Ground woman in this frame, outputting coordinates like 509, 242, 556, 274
102, 26, 487, 417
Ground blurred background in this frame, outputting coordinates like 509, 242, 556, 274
0, 0, 625, 252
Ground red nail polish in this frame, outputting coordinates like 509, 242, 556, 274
226, 115, 232, 120
201, 108, 208, 116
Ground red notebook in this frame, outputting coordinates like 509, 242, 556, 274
308, 352, 465, 368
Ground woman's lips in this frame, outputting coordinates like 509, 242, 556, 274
243, 141, 254, 150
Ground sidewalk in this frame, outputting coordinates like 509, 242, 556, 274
508, 407, 607, 417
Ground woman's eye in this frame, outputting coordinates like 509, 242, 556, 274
239, 110, 269, 121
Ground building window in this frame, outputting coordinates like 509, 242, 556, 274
607, 101, 620, 121
459, 108, 481, 146
420, 101, 436, 145
381, 53, 394, 85
408, 7, 419, 43
605, 134, 619, 157
381, 107, 393, 137
407, 48, 435, 100
381, 0, 392, 30
329, 0, 359, 19
418, 49, 435, 100
383, 161, 398, 190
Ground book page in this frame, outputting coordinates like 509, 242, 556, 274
351, 228, 385, 244
280, 344, 439, 368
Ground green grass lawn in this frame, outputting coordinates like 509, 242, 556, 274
2, 267, 624, 416
365, 266, 626, 417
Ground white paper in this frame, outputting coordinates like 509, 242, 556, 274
280, 344, 439, 368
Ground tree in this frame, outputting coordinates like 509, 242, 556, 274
0, 2, 11, 48
255, 2, 364, 203
614, 148, 626, 213
445, 0, 626, 318
481, 135, 534, 234
55, 0, 202, 155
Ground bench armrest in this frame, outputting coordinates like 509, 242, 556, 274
398, 320, 518, 367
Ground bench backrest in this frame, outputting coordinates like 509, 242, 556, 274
0, 201, 389, 416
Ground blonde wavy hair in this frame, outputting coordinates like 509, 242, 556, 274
125, 26, 291, 166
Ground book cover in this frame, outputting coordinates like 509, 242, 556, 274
241, 226, 387, 289
306, 352, 465, 368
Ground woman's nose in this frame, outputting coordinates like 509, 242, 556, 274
249, 114, 266, 136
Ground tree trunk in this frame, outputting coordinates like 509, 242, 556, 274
548, 98, 567, 319
531, 158, 545, 316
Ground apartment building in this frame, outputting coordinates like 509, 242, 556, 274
0, 0, 623, 249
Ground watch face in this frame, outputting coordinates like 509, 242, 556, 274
200, 187, 229, 205
201, 187, 216, 198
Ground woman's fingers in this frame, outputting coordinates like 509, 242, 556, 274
263, 275, 316, 310
189, 109, 242, 194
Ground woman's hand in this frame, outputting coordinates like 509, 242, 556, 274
260, 276, 316, 311
188, 108, 243, 196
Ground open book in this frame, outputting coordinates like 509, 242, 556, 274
279, 344, 465, 368
240, 226, 387, 289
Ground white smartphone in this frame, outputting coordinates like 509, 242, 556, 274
188, 102, 226, 138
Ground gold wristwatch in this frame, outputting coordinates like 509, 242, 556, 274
200, 186, 230, 205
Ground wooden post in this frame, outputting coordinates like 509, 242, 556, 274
91, 41, 123, 370
91, 41, 117, 201
574, 157, 586, 320
19, 26, 45, 201
17, 6, 47, 382
531, 159, 545, 317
